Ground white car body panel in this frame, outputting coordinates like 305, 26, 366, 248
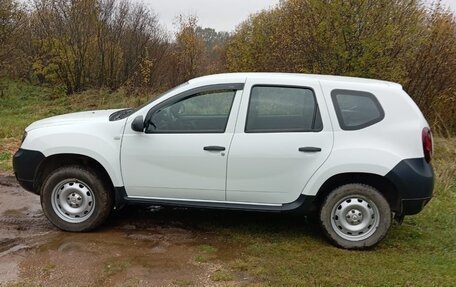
20, 73, 430, 206
300, 80, 428, 197
22, 110, 126, 187
226, 77, 334, 204
120, 90, 243, 200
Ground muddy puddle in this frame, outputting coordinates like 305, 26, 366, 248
0, 175, 243, 286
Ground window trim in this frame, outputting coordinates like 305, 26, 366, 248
331, 89, 385, 131
244, 84, 323, 133
145, 83, 243, 134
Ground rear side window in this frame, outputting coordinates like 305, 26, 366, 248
331, 90, 384, 130
245, 85, 322, 133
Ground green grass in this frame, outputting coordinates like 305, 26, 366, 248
193, 254, 210, 263
193, 244, 218, 263
211, 270, 235, 282
197, 244, 218, 254
0, 150, 12, 170
103, 259, 131, 276
0, 79, 151, 171
1, 80, 455, 286
211, 138, 456, 286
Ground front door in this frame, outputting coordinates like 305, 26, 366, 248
121, 87, 243, 201
227, 79, 333, 204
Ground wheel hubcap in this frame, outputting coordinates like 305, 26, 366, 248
331, 195, 380, 241
346, 208, 363, 225
51, 179, 95, 223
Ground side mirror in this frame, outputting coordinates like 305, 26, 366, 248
131, 115, 145, 132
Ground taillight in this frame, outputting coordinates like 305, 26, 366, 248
422, 127, 433, 163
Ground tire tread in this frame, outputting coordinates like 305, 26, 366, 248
40, 165, 112, 232
319, 183, 392, 249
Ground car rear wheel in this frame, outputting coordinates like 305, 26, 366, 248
319, 183, 391, 249
40, 166, 112, 232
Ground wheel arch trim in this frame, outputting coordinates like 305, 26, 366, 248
312, 172, 401, 213
34, 152, 119, 196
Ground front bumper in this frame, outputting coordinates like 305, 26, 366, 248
385, 158, 434, 215
13, 148, 45, 194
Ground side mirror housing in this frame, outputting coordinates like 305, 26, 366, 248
131, 115, 145, 132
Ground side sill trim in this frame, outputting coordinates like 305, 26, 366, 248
114, 187, 314, 212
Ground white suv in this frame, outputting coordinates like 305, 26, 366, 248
13, 73, 434, 249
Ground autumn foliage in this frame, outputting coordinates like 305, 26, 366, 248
226, 0, 456, 135
0, 0, 455, 135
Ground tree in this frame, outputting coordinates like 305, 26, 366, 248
0, 0, 26, 78
196, 27, 230, 74
403, 5, 456, 135
226, 0, 456, 135
30, 0, 167, 93
172, 15, 205, 84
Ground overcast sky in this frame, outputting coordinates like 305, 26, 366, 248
142, 0, 456, 33
142, 0, 280, 32
441, 0, 456, 12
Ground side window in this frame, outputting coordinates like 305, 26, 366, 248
245, 86, 322, 133
148, 90, 236, 133
331, 89, 385, 130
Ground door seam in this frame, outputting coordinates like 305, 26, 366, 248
224, 78, 247, 200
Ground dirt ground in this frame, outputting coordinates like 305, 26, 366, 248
0, 174, 242, 287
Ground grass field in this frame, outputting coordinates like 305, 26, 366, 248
0, 79, 149, 170
0, 80, 455, 286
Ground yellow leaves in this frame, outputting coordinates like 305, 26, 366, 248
173, 15, 206, 82
225, 0, 456, 134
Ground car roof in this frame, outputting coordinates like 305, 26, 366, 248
189, 72, 402, 89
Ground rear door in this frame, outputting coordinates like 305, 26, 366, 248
226, 77, 334, 204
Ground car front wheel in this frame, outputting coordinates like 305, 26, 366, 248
40, 165, 112, 232
319, 183, 392, 249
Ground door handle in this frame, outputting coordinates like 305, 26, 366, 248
204, 146, 226, 151
299, 147, 322, 153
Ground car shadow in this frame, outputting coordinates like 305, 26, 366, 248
104, 205, 327, 244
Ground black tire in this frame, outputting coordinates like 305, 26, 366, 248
40, 165, 112, 232
319, 183, 391, 249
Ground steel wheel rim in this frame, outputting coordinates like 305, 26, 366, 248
330, 195, 380, 241
51, 179, 95, 223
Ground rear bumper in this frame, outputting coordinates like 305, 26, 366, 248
386, 158, 434, 215
400, 197, 432, 215
13, 148, 45, 194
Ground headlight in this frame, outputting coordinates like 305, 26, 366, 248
21, 131, 27, 144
